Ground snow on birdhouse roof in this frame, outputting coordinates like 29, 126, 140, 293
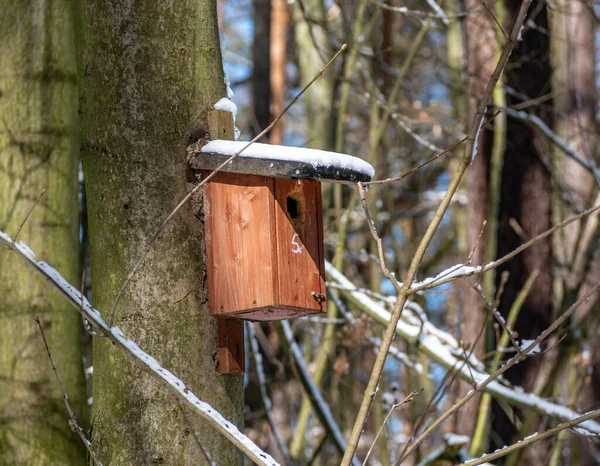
190, 140, 374, 183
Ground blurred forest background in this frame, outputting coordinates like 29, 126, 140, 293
221, 0, 600, 464
1, 0, 600, 465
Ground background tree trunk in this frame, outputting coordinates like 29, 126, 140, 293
270, 0, 288, 145
77, 0, 243, 463
492, 1, 553, 451
253, 0, 272, 136
551, 2, 598, 464
292, 0, 333, 151
0, 0, 87, 463
459, 0, 497, 439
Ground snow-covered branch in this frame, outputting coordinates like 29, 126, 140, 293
325, 261, 600, 436
0, 231, 279, 466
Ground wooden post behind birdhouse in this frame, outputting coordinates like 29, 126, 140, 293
207, 110, 245, 374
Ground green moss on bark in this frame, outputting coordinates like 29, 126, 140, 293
0, 1, 88, 464
78, 0, 243, 464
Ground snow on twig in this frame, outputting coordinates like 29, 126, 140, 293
458, 409, 600, 466
0, 230, 279, 466
325, 260, 600, 436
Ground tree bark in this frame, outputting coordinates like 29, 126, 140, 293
253, 0, 272, 136
493, 0, 553, 450
551, 2, 598, 464
0, 0, 87, 463
459, 0, 497, 438
77, 1, 243, 463
292, 0, 334, 150
270, 0, 288, 145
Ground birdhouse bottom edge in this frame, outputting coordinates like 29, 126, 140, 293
214, 305, 324, 322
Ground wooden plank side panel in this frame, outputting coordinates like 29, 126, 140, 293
273, 179, 325, 313
205, 172, 276, 316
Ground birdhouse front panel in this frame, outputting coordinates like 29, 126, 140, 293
203, 172, 326, 321
204, 172, 278, 314
273, 178, 325, 312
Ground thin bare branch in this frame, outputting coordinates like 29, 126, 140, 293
362, 391, 421, 466
34, 317, 102, 466
176, 399, 215, 466
12, 189, 46, 245
459, 409, 600, 466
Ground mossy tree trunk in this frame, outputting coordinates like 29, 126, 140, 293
0, 0, 87, 464
77, 0, 243, 464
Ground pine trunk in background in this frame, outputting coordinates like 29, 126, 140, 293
0, 1, 87, 463
253, 0, 272, 135
493, 0, 553, 452
270, 0, 288, 145
77, 1, 243, 463
551, 2, 598, 464
552, 0, 597, 306
459, 0, 496, 438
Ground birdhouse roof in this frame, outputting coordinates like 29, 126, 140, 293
189, 140, 374, 183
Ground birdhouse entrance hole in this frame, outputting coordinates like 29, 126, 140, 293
287, 195, 300, 219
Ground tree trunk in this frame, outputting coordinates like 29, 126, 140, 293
459, 0, 497, 438
270, 0, 288, 145
0, 0, 87, 463
292, 0, 333, 150
77, 1, 243, 463
493, 0, 553, 451
551, 2, 598, 464
253, 0, 272, 136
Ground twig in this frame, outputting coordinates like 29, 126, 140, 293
357, 182, 401, 292
362, 391, 420, 466
34, 317, 103, 466
247, 323, 290, 464
176, 399, 215, 466
480, 0, 508, 39
0, 231, 279, 466
409, 201, 600, 293
366, 109, 502, 185
458, 409, 600, 466
468, 220, 488, 263
471, 272, 520, 353
12, 189, 46, 245
108, 43, 347, 325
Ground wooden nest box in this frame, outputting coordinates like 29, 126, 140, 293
188, 110, 374, 372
